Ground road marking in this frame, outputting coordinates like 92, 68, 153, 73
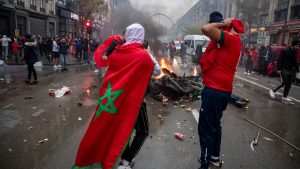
247, 76, 258, 81
235, 75, 300, 103
192, 109, 199, 123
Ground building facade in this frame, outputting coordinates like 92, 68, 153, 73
270, 0, 300, 46
0, 0, 16, 37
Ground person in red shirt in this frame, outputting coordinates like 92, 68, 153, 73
11, 39, 21, 63
198, 12, 244, 169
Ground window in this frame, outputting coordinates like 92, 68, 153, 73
49, 0, 54, 12
31, 0, 35, 5
291, 5, 300, 20
40, 0, 45, 8
274, 9, 288, 22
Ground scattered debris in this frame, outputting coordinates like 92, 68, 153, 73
174, 132, 185, 141
24, 96, 34, 100
2, 104, 13, 109
78, 102, 83, 107
162, 95, 168, 106
8, 148, 13, 152
185, 107, 192, 112
180, 104, 186, 108
289, 153, 294, 157
28, 127, 34, 130
250, 131, 260, 152
78, 117, 82, 121
48, 86, 71, 98
263, 137, 274, 141
38, 138, 48, 144
23, 140, 27, 142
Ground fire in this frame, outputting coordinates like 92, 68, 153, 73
154, 58, 173, 79
193, 67, 197, 76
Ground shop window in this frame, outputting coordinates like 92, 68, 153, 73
270, 34, 279, 45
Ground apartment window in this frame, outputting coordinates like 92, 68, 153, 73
40, 0, 45, 8
31, 0, 35, 5
274, 9, 288, 22
49, 0, 54, 12
291, 5, 300, 20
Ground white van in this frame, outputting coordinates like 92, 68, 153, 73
183, 35, 210, 63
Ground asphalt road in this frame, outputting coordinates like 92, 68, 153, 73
0, 56, 299, 169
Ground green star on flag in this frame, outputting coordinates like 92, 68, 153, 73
95, 81, 124, 120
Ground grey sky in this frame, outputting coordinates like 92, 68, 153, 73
129, 0, 198, 23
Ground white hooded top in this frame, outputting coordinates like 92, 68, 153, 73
125, 23, 145, 45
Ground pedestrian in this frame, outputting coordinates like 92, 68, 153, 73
24, 34, 38, 85
0, 35, 12, 60
83, 37, 89, 61
195, 42, 204, 63
258, 45, 266, 75
180, 41, 187, 66
245, 50, 253, 75
52, 37, 60, 69
269, 40, 299, 102
76, 38, 83, 61
265, 46, 273, 74
169, 41, 176, 64
73, 23, 160, 169
198, 11, 244, 169
11, 38, 21, 63
58, 37, 68, 71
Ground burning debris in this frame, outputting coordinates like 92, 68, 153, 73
149, 58, 249, 108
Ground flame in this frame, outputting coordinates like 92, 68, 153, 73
154, 58, 173, 79
193, 67, 197, 76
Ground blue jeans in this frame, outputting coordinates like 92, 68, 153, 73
60, 54, 67, 69
198, 87, 230, 168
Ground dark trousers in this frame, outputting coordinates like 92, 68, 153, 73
245, 60, 253, 73
122, 101, 149, 162
27, 64, 37, 81
273, 69, 296, 97
198, 87, 230, 168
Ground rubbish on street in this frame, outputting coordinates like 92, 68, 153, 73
250, 131, 260, 152
38, 138, 48, 144
242, 117, 300, 152
28, 127, 34, 130
78, 117, 82, 121
24, 96, 34, 100
8, 148, 13, 152
49, 86, 71, 98
180, 104, 186, 108
162, 94, 168, 105
0, 60, 5, 65
23, 140, 27, 142
185, 107, 192, 112
263, 137, 274, 141
2, 104, 13, 109
78, 102, 83, 107
174, 132, 185, 140
290, 153, 294, 157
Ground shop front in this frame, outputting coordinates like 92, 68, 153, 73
57, 7, 79, 37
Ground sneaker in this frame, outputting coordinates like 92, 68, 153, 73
117, 165, 131, 169
247, 72, 250, 75
210, 158, 224, 167
31, 80, 38, 85
199, 162, 210, 169
94, 69, 99, 73
282, 97, 292, 102
25, 79, 30, 84
269, 90, 275, 99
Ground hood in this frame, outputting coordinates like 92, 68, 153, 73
125, 23, 145, 45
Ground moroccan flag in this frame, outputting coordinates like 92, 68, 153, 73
73, 43, 154, 169
93, 35, 123, 68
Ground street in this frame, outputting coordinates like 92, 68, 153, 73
0, 54, 299, 169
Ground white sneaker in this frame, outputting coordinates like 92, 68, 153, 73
247, 72, 250, 75
117, 165, 131, 169
269, 90, 275, 99
94, 69, 99, 73
282, 97, 292, 102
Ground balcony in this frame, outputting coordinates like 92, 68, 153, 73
17, 1, 24, 8
30, 5, 36, 10
40, 7, 45, 13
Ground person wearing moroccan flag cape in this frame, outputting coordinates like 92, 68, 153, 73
72, 23, 160, 169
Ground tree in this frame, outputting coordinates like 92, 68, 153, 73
73, 0, 109, 33
236, 0, 260, 43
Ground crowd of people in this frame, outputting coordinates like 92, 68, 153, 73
0, 34, 100, 66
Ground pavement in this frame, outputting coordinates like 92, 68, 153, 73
0, 55, 299, 169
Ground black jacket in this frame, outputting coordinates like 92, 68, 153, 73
277, 47, 299, 72
24, 44, 38, 64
